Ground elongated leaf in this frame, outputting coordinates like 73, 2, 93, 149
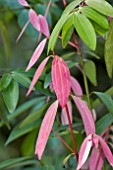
105, 19, 113, 78
62, 153, 74, 168
62, 15, 74, 48
80, 6, 109, 29
18, 0, 29, 7
2, 79, 19, 113
0, 73, 12, 90
61, 101, 72, 125
48, 14, 71, 53
84, 60, 97, 86
35, 100, 58, 159
86, 0, 113, 17
72, 96, 95, 135
96, 113, 113, 135
62, 0, 83, 15
94, 92, 113, 118
44, 72, 51, 89
12, 72, 32, 88
74, 13, 96, 50
52, 56, 70, 108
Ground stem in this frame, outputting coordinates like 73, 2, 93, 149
52, 128, 74, 153
62, 0, 67, 8
65, 104, 78, 161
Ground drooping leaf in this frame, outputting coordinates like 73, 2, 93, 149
105, 19, 113, 78
61, 101, 72, 125
84, 60, 97, 86
62, 0, 83, 15
80, 6, 109, 29
72, 96, 95, 135
0, 73, 12, 91
62, 15, 74, 48
44, 72, 51, 89
96, 113, 113, 135
74, 13, 96, 50
2, 79, 19, 113
94, 92, 113, 118
48, 14, 71, 53
35, 100, 58, 160
52, 56, 70, 108
18, 0, 29, 7
86, 0, 113, 17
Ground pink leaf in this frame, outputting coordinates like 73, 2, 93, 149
97, 135, 113, 167
18, 0, 30, 7
89, 147, 104, 170
45, 0, 52, 18
38, 15, 50, 38
52, 56, 71, 108
16, 20, 30, 43
35, 100, 58, 159
72, 96, 95, 135
61, 101, 72, 125
26, 38, 47, 71
70, 76, 83, 97
29, 9, 40, 31
77, 134, 93, 170
26, 56, 50, 96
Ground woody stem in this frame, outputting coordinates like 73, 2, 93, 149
65, 104, 79, 161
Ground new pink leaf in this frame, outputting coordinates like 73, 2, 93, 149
26, 38, 47, 71
70, 76, 83, 97
72, 96, 95, 135
89, 147, 104, 170
26, 56, 50, 96
29, 9, 40, 31
18, 0, 29, 7
61, 101, 72, 125
38, 15, 50, 38
97, 135, 113, 167
52, 56, 71, 108
35, 100, 58, 159
16, 20, 30, 43
77, 134, 93, 170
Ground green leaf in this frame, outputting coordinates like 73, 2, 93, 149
86, 0, 113, 17
62, 16, 74, 48
48, 14, 71, 53
66, 61, 77, 69
12, 71, 32, 89
2, 79, 19, 113
0, 73, 12, 90
5, 103, 50, 144
96, 113, 113, 134
62, 153, 74, 168
62, 0, 83, 15
84, 60, 97, 86
74, 13, 96, 50
62, 52, 76, 60
80, 6, 109, 29
44, 72, 52, 89
105, 19, 113, 78
84, 51, 100, 59
94, 92, 113, 118
0, 157, 37, 170
91, 21, 108, 37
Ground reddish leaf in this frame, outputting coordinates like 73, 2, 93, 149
52, 56, 71, 108
77, 134, 93, 170
29, 9, 40, 31
35, 100, 58, 159
26, 56, 50, 96
45, 0, 52, 18
18, 0, 29, 7
61, 101, 72, 125
72, 96, 95, 135
26, 38, 47, 71
70, 76, 83, 97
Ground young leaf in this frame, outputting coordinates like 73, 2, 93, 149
18, 0, 29, 7
52, 56, 71, 108
62, 16, 74, 48
2, 79, 19, 113
61, 101, 72, 125
74, 13, 96, 50
84, 60, 97, 86
86, 0, 113, 17
105, 19, 113, 78
62, 0, 83, 15
0, 73, 12, 91
94, 92, 113, 118
48, 14, 71, 53
80, 6, 109, 29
